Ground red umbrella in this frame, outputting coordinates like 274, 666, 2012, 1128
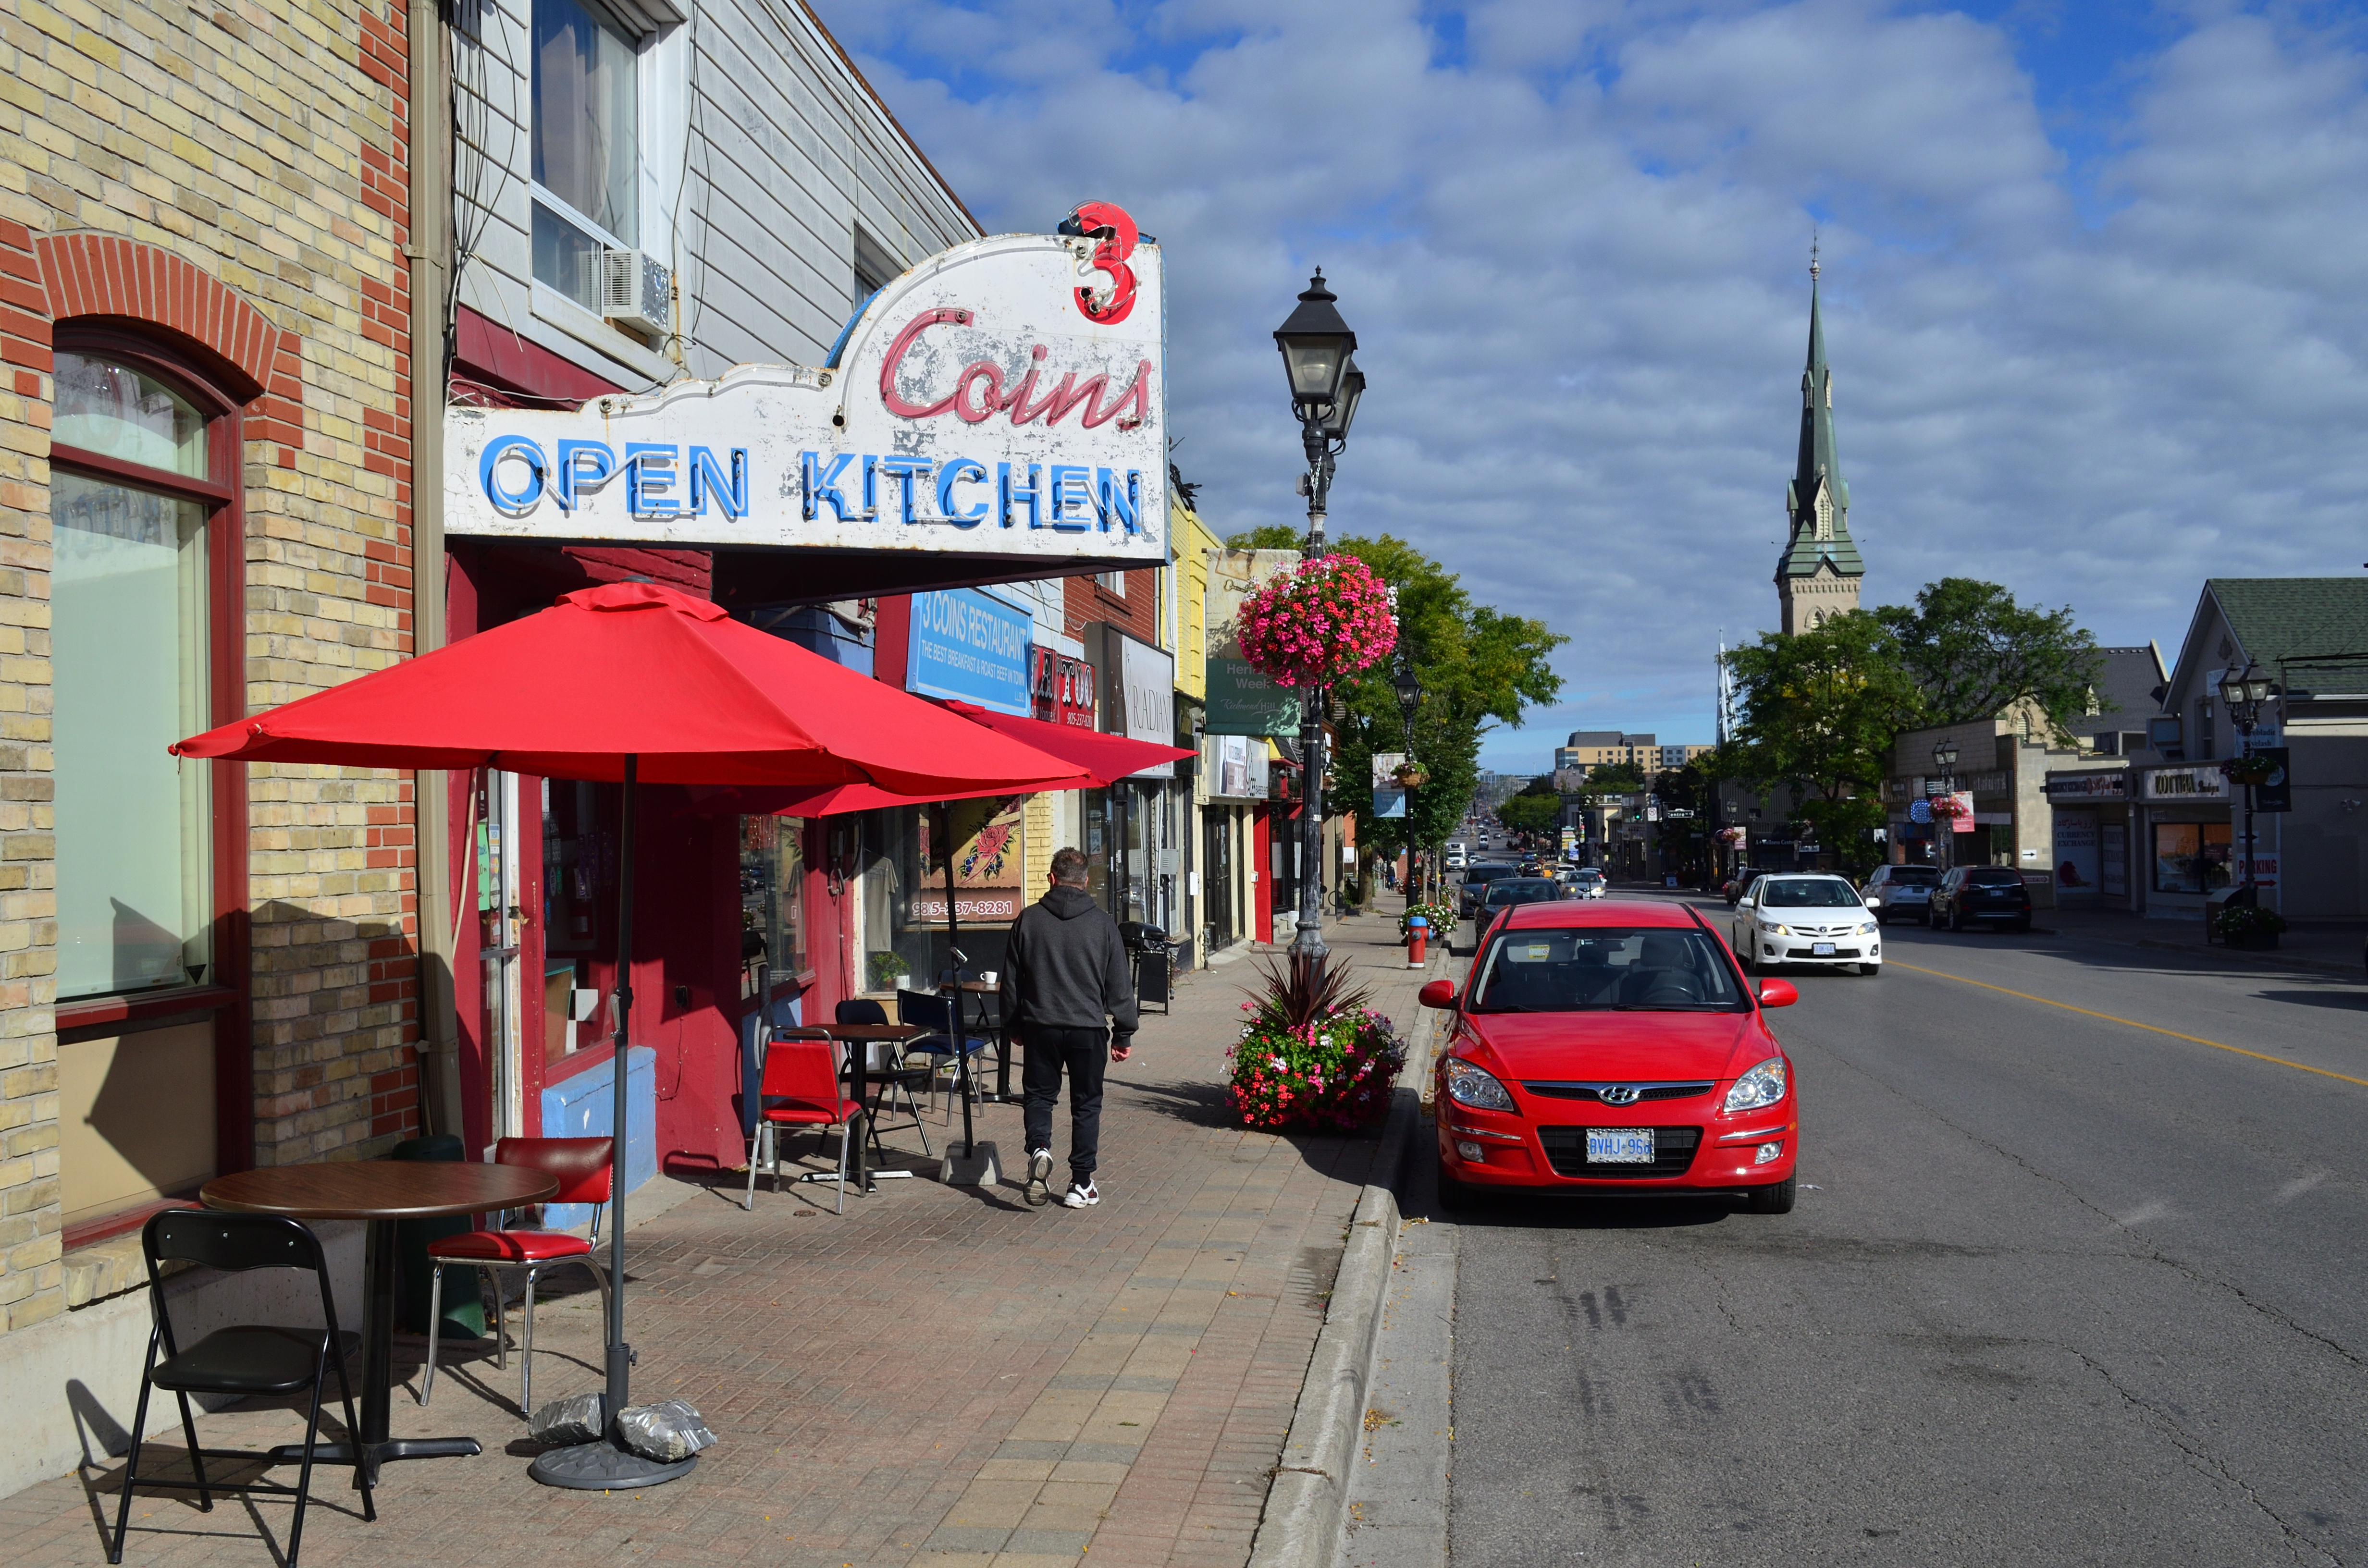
171, 580, 1085, 1489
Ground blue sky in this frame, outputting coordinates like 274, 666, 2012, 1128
813, 0, 2368, 770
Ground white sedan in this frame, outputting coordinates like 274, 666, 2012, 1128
1729, 873, 1882, 976
1570, 869, 1607, 899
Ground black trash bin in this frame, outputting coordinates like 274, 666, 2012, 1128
392, 1133, 486, 1339
1119, 922, 1171, 1014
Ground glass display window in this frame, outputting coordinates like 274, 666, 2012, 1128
739, 813, 807, 995
2152, 821, 2231, 894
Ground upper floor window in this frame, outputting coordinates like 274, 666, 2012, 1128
532, 0, 639, 312
50, 349, 227, 999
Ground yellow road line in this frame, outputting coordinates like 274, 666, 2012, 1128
1888, 960, 2368, 1090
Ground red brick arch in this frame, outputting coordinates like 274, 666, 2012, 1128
34, 232, 302, 459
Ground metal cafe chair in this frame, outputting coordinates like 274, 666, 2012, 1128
744, 1032, 860, 1214
111, 1210, 372, 1568
418, 1137, 614, 1418
893, 987, 992, 1125
836, 998, 937, 1153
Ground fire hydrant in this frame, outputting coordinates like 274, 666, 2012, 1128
1406, 915, 1428, 968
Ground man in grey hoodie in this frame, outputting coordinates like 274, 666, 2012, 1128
999, 846, 1140, 1208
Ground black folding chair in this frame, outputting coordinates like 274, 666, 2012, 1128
835, 998, 936, 1155
893, 989, 992, 1125
110, 1209, 371, 1568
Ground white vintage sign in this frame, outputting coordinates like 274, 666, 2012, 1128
445, 224, 1166, 564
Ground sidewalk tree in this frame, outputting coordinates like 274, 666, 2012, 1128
1498, 776, 1563, 839
1874, 577, 2106, 735
1229, 526, 1565, 882
1717, 611, 1920, 874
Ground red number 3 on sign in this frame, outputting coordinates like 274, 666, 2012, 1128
1066, 201, 1140, 325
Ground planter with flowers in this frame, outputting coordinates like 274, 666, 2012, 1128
1398, 899, 1456, 943
1391, 761, 1430, 788
1225, 954, 1407, 1132
2214, 902, 2286, 950
1927, 794, 1971, 827
1236, 556, 1398, 689
2221, 754, 2277, 788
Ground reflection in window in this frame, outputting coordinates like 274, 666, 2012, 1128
54, 353, 207, 476
54, 470, 210, 998
2152, 822, 2231, 895
532, 0, 637, 244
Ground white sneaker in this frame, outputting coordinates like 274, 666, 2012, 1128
1061, 1179, 1100, 1209
1024, 1148, 1054, 1207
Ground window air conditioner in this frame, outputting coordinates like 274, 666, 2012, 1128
600, 248, 672, 335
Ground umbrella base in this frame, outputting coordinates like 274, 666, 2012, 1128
939, 1139, 1000, 1187
529, 1438, 698, 1489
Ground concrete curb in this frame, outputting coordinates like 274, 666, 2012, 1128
1246, 1037, 1431, 1568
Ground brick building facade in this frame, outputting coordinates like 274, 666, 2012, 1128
0, 0, 422, 1373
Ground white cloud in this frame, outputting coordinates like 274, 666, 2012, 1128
810, 0, 2368, 767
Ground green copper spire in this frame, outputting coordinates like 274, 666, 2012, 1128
1776, 244, 1863, 633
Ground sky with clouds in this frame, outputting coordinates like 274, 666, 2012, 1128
810, 0, 2368, 770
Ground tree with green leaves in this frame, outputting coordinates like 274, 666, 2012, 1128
1716, 611, 1921, 874
1577, 760, 1645, 797
1498, 777, 1563, 839
1873, 577, 2107, 736
1227, 525, 1566, 890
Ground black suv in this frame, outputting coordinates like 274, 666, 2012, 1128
1458, 862, 1521, 919
1929, 867, 2034, 932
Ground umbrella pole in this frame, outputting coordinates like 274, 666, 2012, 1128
530, 752, 694, 1489
606, 753, 635, 1420
944, 821, 975, 1159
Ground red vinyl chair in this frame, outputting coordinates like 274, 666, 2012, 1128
418, 1136, 613, 1417
744, 1032, 861, 1214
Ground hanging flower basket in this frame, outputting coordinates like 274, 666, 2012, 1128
1927, 795, 1972, 822
2220, 755, 2276, 786
1237, 557, 1398, 689
1714, 826, 1747, 845
1392, 761, 1429, 788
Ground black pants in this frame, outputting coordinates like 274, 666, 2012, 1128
1021, 1026, 1108, 1177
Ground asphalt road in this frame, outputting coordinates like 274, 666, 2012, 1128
1423, 894, 2368, 1567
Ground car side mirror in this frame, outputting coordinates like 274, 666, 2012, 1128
1756, 978, 1798, 1008
1418, 979, 1458, 1010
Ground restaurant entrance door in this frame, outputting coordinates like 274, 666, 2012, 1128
475, 769, 528, 1145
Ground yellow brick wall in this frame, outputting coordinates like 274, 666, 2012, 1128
0, 0, 419, 1334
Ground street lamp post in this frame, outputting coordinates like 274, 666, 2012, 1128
2219, 664, 2280, 900
1273, 271, 1362, 964
1393, 652, 1421, 899
1931, 739, 1959, 872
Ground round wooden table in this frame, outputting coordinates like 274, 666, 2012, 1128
203, 1161, 559, 1482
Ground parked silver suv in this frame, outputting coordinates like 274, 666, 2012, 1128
1863, 863, 1940, 925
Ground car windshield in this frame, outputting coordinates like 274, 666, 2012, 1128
1464, 864, 1517, 883
1467, 926, 1749, 1012
1757, 879, 1862, 907
1484, 879, 1561, 906
1963, 868, 2023, 885
1883, 867, 1939, 886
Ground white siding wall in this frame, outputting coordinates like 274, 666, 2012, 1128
450, 0, 978, 392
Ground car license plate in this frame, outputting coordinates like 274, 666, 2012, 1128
1812, 942, 1836, 956
1586, 1127, 1654, 1164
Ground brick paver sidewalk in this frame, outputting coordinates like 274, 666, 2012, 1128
1, 914, 1436, 1568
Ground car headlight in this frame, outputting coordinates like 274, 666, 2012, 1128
1444, 1057, 1517, 1112
1858, 921, 1877, 934
1759, 920, 1791, 936
1724, 1056, 1787, 1113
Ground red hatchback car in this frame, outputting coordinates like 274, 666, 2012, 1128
1423, 899, 1800, 1212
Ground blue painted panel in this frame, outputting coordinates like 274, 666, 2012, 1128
540, 1046, 656, 1230
738, 991, 803, 1138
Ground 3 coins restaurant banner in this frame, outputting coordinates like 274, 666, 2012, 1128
443, 226, 1170, 565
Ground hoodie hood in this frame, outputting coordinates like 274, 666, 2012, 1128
1042, 884, 1098, 919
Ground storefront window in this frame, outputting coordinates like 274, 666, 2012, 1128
857, 801, 1024, 991
2152, 822, 2231, 894
52, 355, 215, 1000
739, 814, 806, 992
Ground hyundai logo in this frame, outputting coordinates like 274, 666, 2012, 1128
1600, 1085, 1642, 1105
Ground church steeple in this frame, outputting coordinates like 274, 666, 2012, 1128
1776, 243, 1864, 635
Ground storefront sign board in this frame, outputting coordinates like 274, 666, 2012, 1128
445, 229, 1166, 564
2143, 766, 2228, 801
2053, 809, 2099, 892
1104, 630, 1176, 779
1030, 646, 1095, 728
906, 588, 1031, 713
1202, 548, 1299, 735
2045, 771, 2128, 801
